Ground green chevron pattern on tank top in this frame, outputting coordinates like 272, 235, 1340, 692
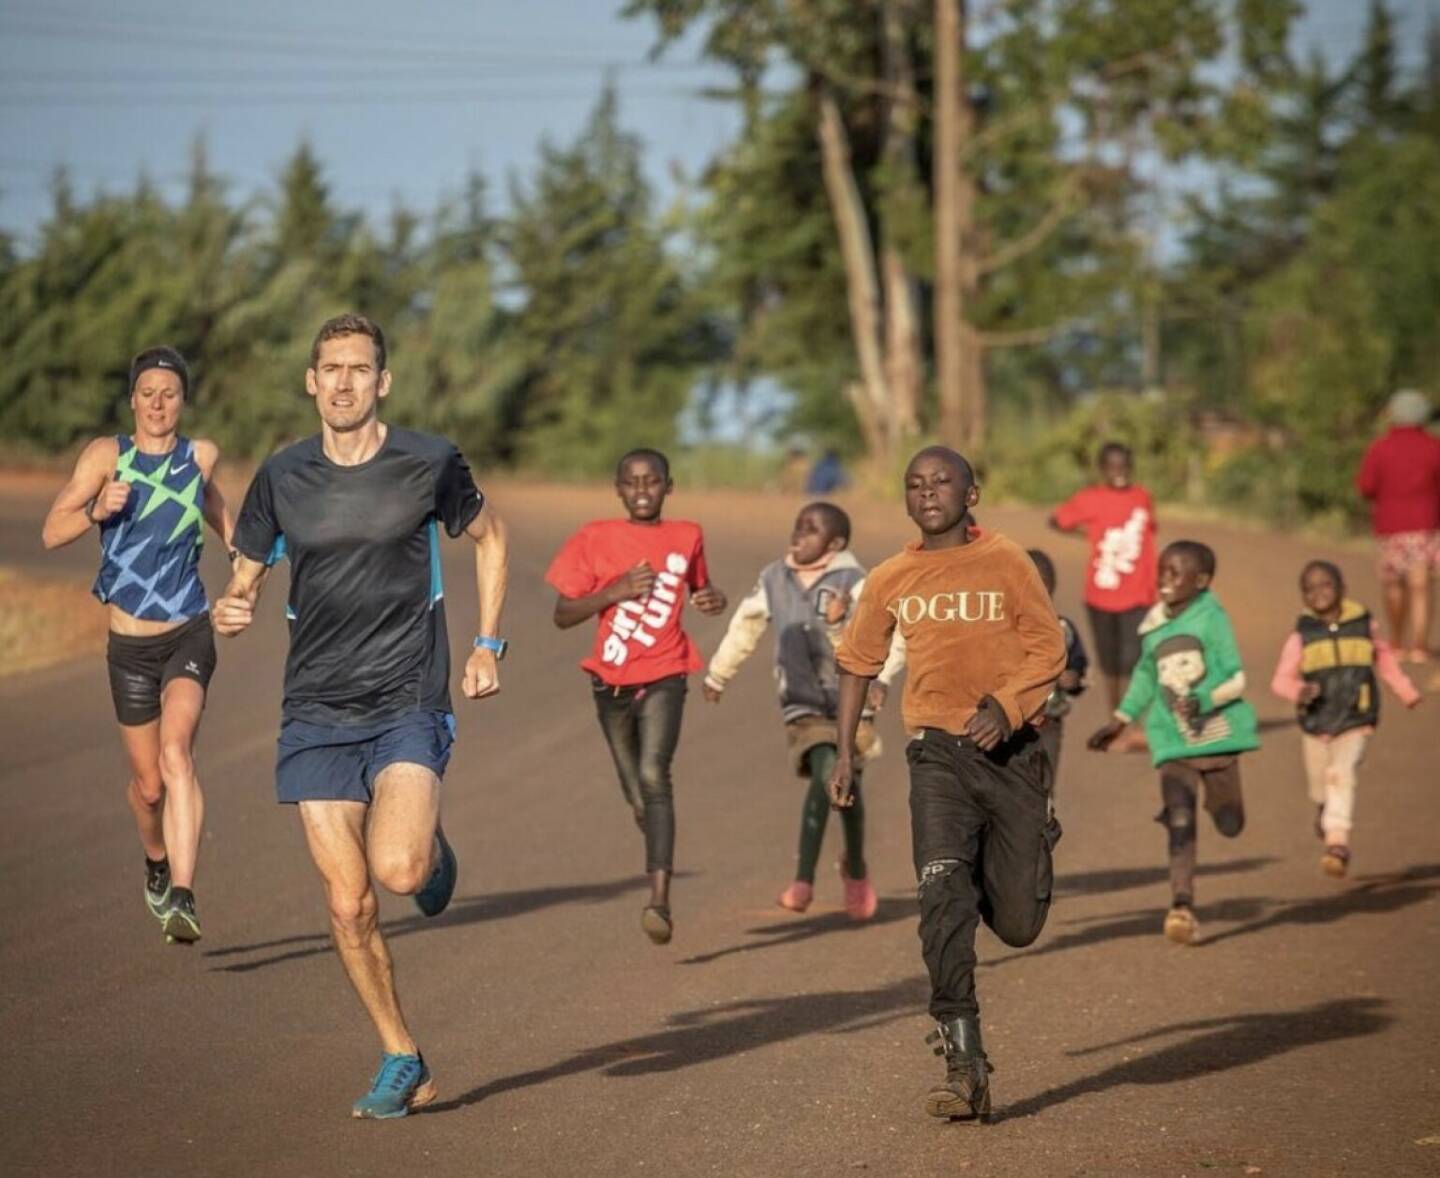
114, 442, 206, 549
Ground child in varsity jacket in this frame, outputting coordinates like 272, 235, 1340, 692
1270, 560, 1419, 878
703, 502, 904, 920
831, 447, 1065, 1126
1089, 540, 1259, 947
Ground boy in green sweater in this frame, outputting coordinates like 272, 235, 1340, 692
1088, 540, 1259, 945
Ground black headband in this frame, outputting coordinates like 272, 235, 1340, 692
130, 348, 189, 397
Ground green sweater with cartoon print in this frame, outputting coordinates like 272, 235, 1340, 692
1116, 590, 1260, 766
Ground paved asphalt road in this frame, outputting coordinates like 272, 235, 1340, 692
2, 477, 1438, 1177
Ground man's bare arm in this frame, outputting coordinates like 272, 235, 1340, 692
462, 504, 509, 700
213, 555, 270, 637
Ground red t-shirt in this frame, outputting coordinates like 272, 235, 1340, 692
1355, 427, 1440, 535
545, 518, 709, 686
1051, 484, 1158, 611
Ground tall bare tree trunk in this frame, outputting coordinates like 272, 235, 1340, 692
880, 0, 922, 442
934, 0, 987, 453
816, 79, 892, 460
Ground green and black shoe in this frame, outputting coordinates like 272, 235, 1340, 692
144, 856, 172, 923
163, 887, 202, 945
923, 1016, 993, 1123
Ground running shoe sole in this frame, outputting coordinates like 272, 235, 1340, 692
1162, 909, 1199, 945
924, 1086, 992, 1122
1320, 850, 1350, 878
641, 906, 673, 945
163, 908, 202, 945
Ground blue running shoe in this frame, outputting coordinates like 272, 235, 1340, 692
352, 1052, 436, 1119
414, 826, 456, 918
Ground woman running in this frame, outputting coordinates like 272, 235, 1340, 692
42, 346, 233, 944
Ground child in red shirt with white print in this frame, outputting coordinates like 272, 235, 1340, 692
546, 449, 726, 945
1050, 440, 1157, 709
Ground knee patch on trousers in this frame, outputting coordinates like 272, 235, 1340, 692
918, 858, 962, 898
1158, 805, 1196, 854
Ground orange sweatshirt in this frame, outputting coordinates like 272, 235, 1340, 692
836, 529, 1065, 735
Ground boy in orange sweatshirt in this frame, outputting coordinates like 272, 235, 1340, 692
831, 447, 1065, 1124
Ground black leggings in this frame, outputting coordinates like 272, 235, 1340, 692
592, 674, 687, 873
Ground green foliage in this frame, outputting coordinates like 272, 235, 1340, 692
0, 94, 714, 475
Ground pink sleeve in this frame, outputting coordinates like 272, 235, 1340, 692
1371, 620, 1421, 706
1270, 632, 1306, 703
1052, 490, 1087, 531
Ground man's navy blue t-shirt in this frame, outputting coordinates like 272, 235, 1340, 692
233, 427, 484, 725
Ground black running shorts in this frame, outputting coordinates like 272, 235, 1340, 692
106, 614, 217, 726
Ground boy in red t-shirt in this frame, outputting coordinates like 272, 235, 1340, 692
1049, 441, 1158, 708
546, 449, 726, 945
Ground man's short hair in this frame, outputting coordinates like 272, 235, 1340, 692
803, 501, 851, 546
1097, 440, 1132, 466
310, 313, 387, 372
1163, 539, 1217, 578
616, 448, 671, 480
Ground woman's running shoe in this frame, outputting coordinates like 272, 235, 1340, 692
1320, 845, 1351, 878
144, 856, 172, 923
777, 881, 813, 913
352, 1052, 437, 1119
163, 887, 202, 944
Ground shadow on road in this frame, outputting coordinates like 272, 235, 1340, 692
1053, 857, 1276, 899
987, 864, 1440, 967
678, 897, 914, 966
204, 874, 689, 973
1000, 996, 1391, 1122
1200, 863, 1440, 948
421, 975, 928, 1115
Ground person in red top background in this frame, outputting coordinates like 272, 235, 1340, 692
546, 448, 726, 945
1356, 389, 1440, 664
1049, 441, 1158, 708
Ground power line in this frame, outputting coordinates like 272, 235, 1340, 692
0, 83, 708, 108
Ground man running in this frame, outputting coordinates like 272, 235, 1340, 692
213, 313, 509, 1119
42, 346, 232, 944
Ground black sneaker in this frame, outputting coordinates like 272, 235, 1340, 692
144, 857, 172, 923
163, 887, 202, 944
923, 1016, 993, 1122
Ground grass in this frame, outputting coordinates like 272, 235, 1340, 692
0, 567, 108, 677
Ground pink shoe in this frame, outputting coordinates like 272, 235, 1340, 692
777, 881, 813, 912
839, 862, 878, 921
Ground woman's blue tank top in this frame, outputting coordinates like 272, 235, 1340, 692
91, 435, 209, 622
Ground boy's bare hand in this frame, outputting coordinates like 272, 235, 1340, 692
692, 585, 727, 615
702, 682, 722, 704
1298, 682, 1322, 706
1088, 718, 1126, 751
865, 681, 888, 712
609, 561, 655, 603
964, 696, 1011, 752
828, 756, 856, 808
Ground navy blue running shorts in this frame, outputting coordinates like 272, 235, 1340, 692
275, 710, 455, 805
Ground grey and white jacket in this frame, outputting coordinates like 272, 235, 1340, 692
704, 550, 906, 722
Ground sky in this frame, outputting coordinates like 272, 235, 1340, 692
2, 0, 1435, 249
